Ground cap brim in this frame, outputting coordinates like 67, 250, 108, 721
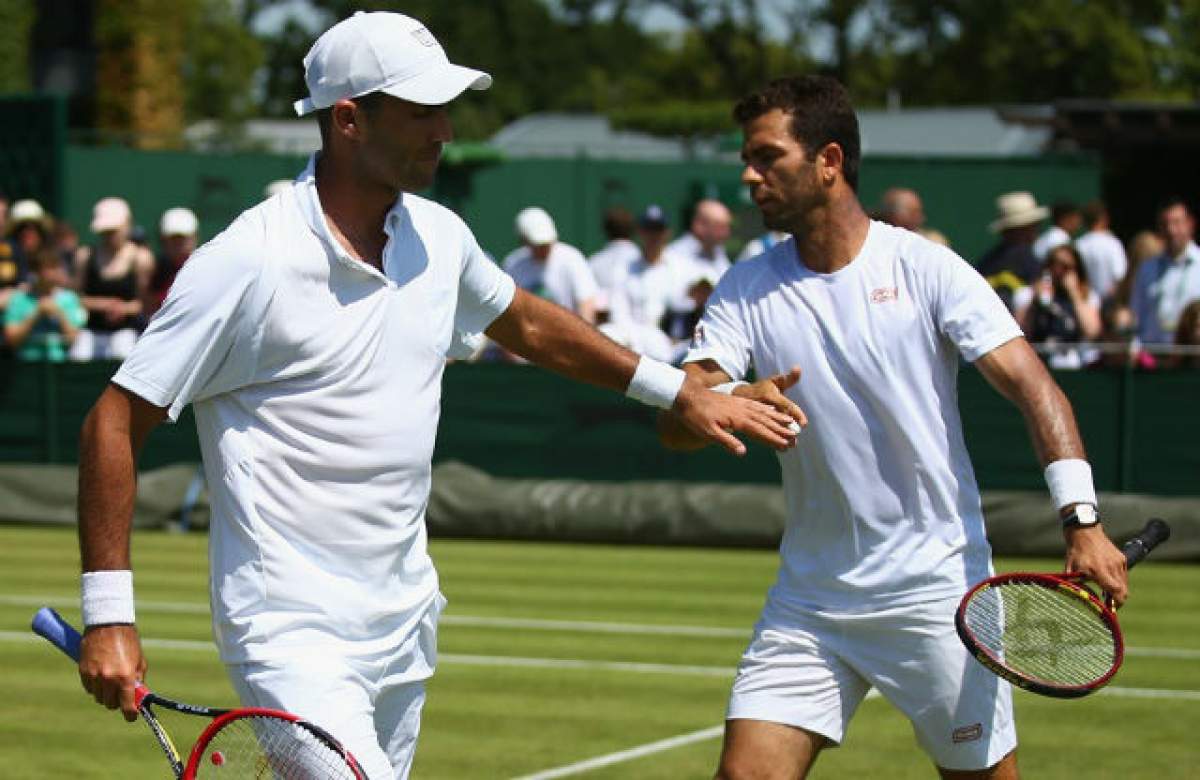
381, 62, 492, 106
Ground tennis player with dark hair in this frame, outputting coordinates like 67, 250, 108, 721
659, 75, 1129, 779
72, 13, 799, 779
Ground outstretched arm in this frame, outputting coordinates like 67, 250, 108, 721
485, 288, 798, 455
77, 385, 168, 720
974, 337, 1129, 604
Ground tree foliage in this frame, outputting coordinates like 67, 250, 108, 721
240, 0, 1200, 140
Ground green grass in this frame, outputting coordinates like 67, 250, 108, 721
1, 525, 1196, 778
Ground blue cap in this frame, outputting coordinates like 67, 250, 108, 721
638, 204, 668, 230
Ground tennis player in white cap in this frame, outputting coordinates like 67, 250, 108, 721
72, 11, 803, 778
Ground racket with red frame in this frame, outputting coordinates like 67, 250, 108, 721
955, 518, 1170, 699
32, 607, 369, 779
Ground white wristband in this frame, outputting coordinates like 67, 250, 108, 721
625, 356, 687, 409
81, 570, 135, 627
711, 381, 749, 395
1044, 459, 1097, 511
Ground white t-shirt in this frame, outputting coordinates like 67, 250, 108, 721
1074, 230, 1127, 301
502, 242, 597, 314
113, 156, 515, 663
685, 221, 1022, 612
668, 232, 731, 307
608, 254, 686, 329
588, 238, 641, 301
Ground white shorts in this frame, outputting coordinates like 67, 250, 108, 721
727, 595, 1016, 771
226, 595, 443, 780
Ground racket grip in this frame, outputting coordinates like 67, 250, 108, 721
1122, 518, 1171, 569
32, 607, 83, 662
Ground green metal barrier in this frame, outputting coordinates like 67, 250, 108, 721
0, 360, 1195, 494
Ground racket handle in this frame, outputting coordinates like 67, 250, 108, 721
1122, 518, 1171, 569
32, 607, 83, 662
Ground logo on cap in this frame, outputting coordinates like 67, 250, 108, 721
411, 26, 438, 47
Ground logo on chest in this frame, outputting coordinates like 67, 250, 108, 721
870, 286, 899, 304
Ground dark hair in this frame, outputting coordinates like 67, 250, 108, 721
316, 91, 387, 148
1157, 195, 1191, 219
1046, 242, 1091, 293
602, 207, 634, 240
30, 246, 62, 272
1050, 201, 1080, 223
733, 75, 861, 191
1081, 199, 1107, 228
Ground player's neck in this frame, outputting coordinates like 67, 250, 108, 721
792, 198, 870, 274
314, 154, 395, 265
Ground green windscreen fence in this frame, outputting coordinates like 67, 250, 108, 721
0, 360, 1195, 495
0, 94, 67, 213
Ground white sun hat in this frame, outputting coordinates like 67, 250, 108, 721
989, 191, 1050, 233
159, 207, 198, 237
292, 11, 492, 116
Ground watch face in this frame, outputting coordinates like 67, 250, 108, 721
1070, 504, 1100, 526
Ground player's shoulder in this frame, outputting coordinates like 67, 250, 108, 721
399, 191, 469, 232
876, 221, 970, 275
719, 236, 794, 291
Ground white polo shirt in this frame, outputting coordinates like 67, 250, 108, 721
113, 156, 515, 663
686, 221, 1022, 613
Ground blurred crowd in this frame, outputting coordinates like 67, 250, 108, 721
4, 184, 1199, 371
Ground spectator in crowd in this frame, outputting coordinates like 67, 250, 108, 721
52, 219, 81, 271
736, 229, 789, 262
1074, 200, 1127, 302
878, 186, 925, 232
1033, 200, 1083, 260
4, 247, 87, 361
1014, 244, 1102, 369
147, 207, 199, 318
71, 196, 155, 361
588, 206, 640, 317
502, 206, 598, 324
667, 198, 732, 284
0, 190, 9, 235
1170, 300, 1200, 369
977, 191, 1047, 309
1131, 197, 1200, 345
9, 199, 51, 274
601, 204, 683, 362
1114, 229, 1166, 308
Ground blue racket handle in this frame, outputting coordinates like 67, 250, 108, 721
32, 607, 83, 662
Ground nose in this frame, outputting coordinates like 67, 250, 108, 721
741, 164, 762, 186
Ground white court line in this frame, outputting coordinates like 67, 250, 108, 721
8, 629, 1200, 701
510, 725, 725, 780
5, 595, 1198, 658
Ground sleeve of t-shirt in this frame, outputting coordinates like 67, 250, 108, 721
454, 231, 516, 334
3, 293, 33, 326
111, 235, 263, 422
681, 273, 753, 380
930, 246, 1023, 362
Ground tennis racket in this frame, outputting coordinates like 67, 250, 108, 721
32, 607, 369, 779
955, 518, 1171, 699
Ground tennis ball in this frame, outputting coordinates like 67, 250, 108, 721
788, 421, 801, 435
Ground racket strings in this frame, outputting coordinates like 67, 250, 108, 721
193, 715, 359, 779
964, 582, 1116, 687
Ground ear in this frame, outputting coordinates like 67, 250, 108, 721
331, 99, 364, 142
817, 143, 844, 188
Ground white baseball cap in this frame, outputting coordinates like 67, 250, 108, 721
515, 207, 557, 246
91, 197, 132, 233
159, 207, 198, 237
293, 12, 492, 116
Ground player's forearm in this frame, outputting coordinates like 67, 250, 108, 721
487, 290, 640, 391
77, 392, 141, 572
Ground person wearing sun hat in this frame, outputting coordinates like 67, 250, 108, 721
976, 191, 1050, 310
70, 11, 799, 779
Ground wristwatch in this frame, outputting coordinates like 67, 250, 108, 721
1062, 503, 1101, 529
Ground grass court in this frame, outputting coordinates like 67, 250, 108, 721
1, 524, 1196, 778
